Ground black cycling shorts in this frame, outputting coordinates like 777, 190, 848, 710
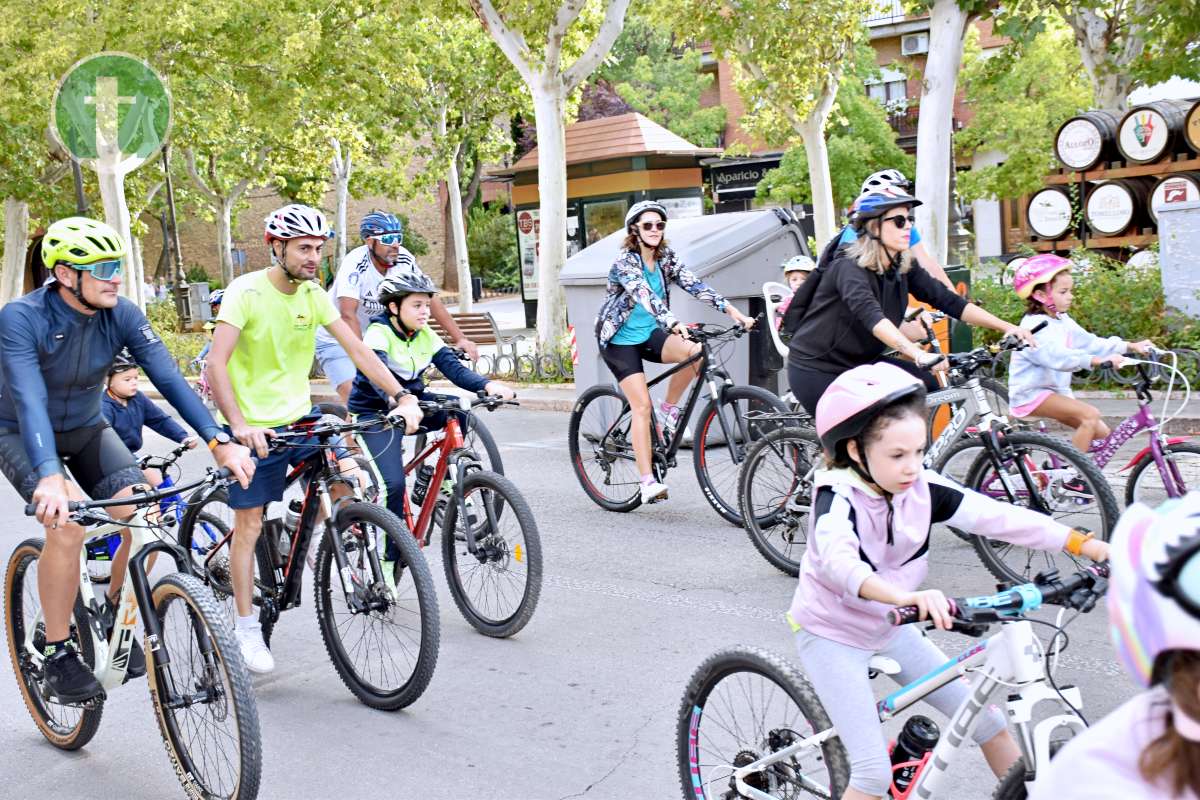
600, 328, 671, 382
0, 422, 144, 502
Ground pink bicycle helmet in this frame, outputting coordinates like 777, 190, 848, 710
815, 363, 925, 455
1108, 495, 1200, 687
1012, 253, 1071, 300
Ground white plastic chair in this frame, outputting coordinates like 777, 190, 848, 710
762, 281, 792, 359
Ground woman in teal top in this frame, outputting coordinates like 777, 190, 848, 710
595, 200, 754, 506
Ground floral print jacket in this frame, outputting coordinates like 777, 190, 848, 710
595, 247, 728, 348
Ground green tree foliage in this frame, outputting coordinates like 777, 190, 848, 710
466, 205, 519, 290
955, 24, 1091, 201
756, 53, 913, 211
594, 17, 725, 147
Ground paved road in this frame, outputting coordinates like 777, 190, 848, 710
0, 407, 1139, 800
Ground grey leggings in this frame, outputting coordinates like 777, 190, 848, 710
795, 627, 1007, 796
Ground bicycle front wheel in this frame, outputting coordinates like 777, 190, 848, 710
737, 427, 822, 577
693, 385, 792, 525
314, 502, 440, 710
178, 490, 276, 645
677, 646, 849, 800
148, 572, 261, 800
441, 470, 542, 637
5, 538, 103, 750
1124, 441, 1200, 507
568, 384, 642, 512
956, 430, 1119, 585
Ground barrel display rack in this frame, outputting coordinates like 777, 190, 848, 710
1022, 97, 1200, 253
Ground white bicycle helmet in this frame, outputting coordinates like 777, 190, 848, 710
860, 169, 911, 197
624, 200, 668, 229
263, 204, 333, 244
1108, 494, 1200, 687
783, 255, 816, 274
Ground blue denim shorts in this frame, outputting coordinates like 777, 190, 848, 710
225, 408, 348, 509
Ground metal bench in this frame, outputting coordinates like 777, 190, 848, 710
430, 311, 525, 367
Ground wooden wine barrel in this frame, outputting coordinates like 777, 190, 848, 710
1085, 178, 1154, 236
1118, 100, 1193, 164
1149, 172, 1200, 223
1026, 186, 1075, 239
1055, 110, 1120, 171
1186, 99, 1200, 155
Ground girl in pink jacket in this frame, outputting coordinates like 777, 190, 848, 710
791, 363, 1109, 799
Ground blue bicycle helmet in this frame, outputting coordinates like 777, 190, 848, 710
853, 190, 922, 230
360, 211, 403, 242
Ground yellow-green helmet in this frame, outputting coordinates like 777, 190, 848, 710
41, 217, 126, 270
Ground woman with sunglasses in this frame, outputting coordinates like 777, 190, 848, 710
785, 190, 1034, 416
596, 200, 755, 506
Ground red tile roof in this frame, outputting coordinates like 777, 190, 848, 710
502, 112, 720, 174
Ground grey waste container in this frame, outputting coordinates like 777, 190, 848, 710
188, 282, 212, 322
560, 208, 811, 399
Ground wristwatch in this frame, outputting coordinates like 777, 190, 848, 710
207, 431, 233, 451
388, 390, 410, 409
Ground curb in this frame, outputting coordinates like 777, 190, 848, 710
142, 380, 577, 414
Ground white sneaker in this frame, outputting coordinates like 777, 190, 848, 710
235, 625, 275, 674
640, 481, 669, 505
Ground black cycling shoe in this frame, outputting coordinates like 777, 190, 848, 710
99, 597, 147, 681
42, 646, 105, 705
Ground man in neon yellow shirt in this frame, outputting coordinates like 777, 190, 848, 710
207, 204, 421, 674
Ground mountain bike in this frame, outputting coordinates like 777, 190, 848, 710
677, 564, 1108, 800
569, 321, 790, 524
5, 468, 261, 799
735, 330, 1103, 579
177, 413, 441, 710
394, 393, 542, 638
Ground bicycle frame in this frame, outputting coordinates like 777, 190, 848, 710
400, 410, 492, 559
598, 335, 745, 475
22, 507, 199, 692
722, 621, 1081, 800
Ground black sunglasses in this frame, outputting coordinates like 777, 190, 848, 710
638, 221, 667, 232
883, 214, 915, 229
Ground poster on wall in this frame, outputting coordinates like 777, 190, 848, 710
658, 196, 704, 220
517, 209, 540, 301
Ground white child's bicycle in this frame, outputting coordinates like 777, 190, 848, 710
677, 564, 1108, 800
4, 467, 261, 800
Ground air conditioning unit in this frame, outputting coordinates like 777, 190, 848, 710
901, 33, 929, 56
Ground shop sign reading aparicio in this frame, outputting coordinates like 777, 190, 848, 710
713, 164, 771, 190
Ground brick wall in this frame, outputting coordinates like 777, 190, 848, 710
142, 159, 448, 287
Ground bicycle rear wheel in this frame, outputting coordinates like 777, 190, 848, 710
954, 431, 1119, 585
148, 572, 261, 800
314, 502, 440, 710
4, 538, 103, 750
693, 385, 792, 525
738, 428, 822, 577
677, 646, 849, 800
568, 384, 642, 512
441, 470, 542, 637
1124, 441, 1200, 507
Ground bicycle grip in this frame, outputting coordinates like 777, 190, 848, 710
24, 500, 83, 516
1030, 321, 1048, 335
888, 605, 921, 626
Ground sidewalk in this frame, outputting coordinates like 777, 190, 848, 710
144, 380, 1200, 433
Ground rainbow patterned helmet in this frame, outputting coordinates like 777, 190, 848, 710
1107, 495, 1200, 687
1012, 254, 1072, 300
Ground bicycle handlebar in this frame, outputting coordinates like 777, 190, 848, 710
24, 466, 233, 519
683, 316, 759, 342
887, 563, 1110, 628
137, 439, 194, 471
